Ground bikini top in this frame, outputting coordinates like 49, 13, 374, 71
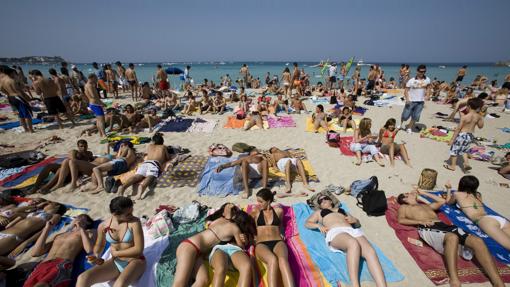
104, 218, 133, 244
208, 226, 233, 245
257, 208, 281, 227
320, 207, 347, 219
382, 129, 396, 139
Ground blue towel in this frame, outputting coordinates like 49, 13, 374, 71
431, 191, 510, 264
499, 127, 510, 133
292, 203, 404, 285
158, 118, 194, 132
197, 157, 242, 197
310, 98, 329, 105
0, 118, 42, 130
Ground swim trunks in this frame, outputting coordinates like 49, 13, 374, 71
159, 80, 169, 90
276, 158, 297, 172
23, 258, 73, 287
88, 103, 105, 117
43, 97, 67, 115
128, 80, 136, 86
449, 132, 474, 156
107, 158, 129, 176
8, 95, 32, 119
136, 160, 162, 177
417, 222, 473, 260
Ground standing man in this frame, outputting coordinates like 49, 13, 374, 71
125, 63, 138, 101
0, 65, 33, 133
84, 74, 107, 138
156, 64, 169, 97
183, 65, 192, 90
456, 65, 467, 83
291, 62, 302, 97
240, 64, 249, 88
366, 65, 377, 95
105, 64, 118, 99
400, 64, 430, 133
71, 65, 86, 94
115, 61, 127, 93
92, 62, 107, 99
339, 62, 347, 88
31, 69, 75, 129
327, 63, 337, 90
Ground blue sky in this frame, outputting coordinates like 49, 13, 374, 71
1, 0, 509, 63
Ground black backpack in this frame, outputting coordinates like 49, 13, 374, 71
355, 178, 387, 216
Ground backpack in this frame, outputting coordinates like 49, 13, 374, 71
326, 131, 341, 148
356, 188, 387, 216
350, 176, 378, 198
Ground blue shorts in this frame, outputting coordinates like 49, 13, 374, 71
107, 158, 128, 176
9, 96, 32, 119
88, 104, 104, 116
401, 101, 424, 122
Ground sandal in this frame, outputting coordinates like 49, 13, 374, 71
443, 164, 455, 171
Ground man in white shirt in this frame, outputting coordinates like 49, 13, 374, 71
401, 65, 431, 133
327, 63, 337, 90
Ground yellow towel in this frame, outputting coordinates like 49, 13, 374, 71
12, 175, 38, 189
305, 117, 359, 133
268, 159, 317, 179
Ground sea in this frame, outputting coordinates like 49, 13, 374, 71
11, 62, 510, 89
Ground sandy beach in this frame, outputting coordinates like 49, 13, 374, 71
1, 88, 509, 286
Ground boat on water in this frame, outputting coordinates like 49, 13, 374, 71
439, 65, 446, 69
356, 59, 371, 66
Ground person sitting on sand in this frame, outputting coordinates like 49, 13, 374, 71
377, 118, 412, 167
86, 141, 137, 194
250, 189, 295, 287
271, 94, 289, 115
338, 106, 356, 133
444, 98, 484, 172
445, 175, 510, 251
69, 95, 90, 116
268, 147, 314, 194
244, 104, 265, 130
123, 104, 142, 130
135, 108, 161, 132
23, 214, 95, 287
497, 152, 510, 180
84, 73, 107, 138
199, 90, 213, 114
0, 201, 67, 269
350, 117, 385, 166
77, 197, 145, 287
216, 149, 269, 198
51, 139, 96, 192
118, 133, 174, 200
105, 108, 131, 133
306, 195, 387, 287
312, 104, 329, 133
212, 91, 227, 114
172, 203, 256, 287
182, 91, 197, 115
290, 96, 308, 114
397, 188, 504, 287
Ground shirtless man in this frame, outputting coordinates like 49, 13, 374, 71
115, 61, 127, 92
52, 139, 95, 192
118, 133, 174, 200
291, 63, 302, 97
88, 141, 137, 194
397, 189, 504, 287
216, 149, 269, 198
125, 63, 138, 101
240, 64, 249, 88
271, 94, 289, 115
0, 65, 33, 133
156, 64, 169, 97
30, 69, 75, 129
366, 65, 378, 94
456, 65, 467, 83
268, 147, 314, 193
105, 64, 118, 99
49, 68, 68, 102
212, 91, 226, 114
23, 214, 95, 287
135, 108, 161, 132
84, 74, 107, 137
105, 109, 131, 132
446, 87, 474, 121
444, 98, 484, 172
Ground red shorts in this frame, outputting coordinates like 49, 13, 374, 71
159, 80, 169, 90
23, 258, 73, 287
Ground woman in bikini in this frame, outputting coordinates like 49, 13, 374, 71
338, 106, 356, 133
305, 195, 387, 287
282, 67, 292, 98
250, 189, 295, 287
446, 175, 510, 250
350, 118, 385, 166
172, 203, 255, 287
77, 196, 145, 287
377, 118, 412, 167
312, 104, 329, 133
208, 203, 257, 287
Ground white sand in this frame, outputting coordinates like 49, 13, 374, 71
2, 90, 509, 286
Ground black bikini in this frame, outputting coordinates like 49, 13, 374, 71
320, 207, 347, 219
256, 208, 283, 251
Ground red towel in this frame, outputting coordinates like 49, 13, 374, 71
338, 136, 355, 156
385, 197, 510, 285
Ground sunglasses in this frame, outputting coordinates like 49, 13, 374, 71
418, 70, 426, 73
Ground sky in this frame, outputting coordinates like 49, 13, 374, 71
1, 0, 509, 63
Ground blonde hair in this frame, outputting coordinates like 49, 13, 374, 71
359, 118, 372, 137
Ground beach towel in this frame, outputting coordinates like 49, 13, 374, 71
0, 166, 27, 181
223, 116, 269, 130
155, 118, 194, 132
157, 155, 208, 188
100, 134, 151, 146
0, 118, 42, 130
309, 97, 330, 105
267, 116, 296, 128
352, 106, 367, 116
187, 118, 218, 133
197, 156, 242, 197
499, 128, 510, 133
420, 128, 454, 143
293, 203, 404, 285
489, 142, 510, 151
92, 227, 170, 287
305, 118, 359, 133
467, 146, 494, 162
385, 197, 510, 285
430, 191, 510, 264
0, 156, 65, 187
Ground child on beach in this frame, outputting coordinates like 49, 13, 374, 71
444, 98, 484, 172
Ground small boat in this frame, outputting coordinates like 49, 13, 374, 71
438, 65, 446, 69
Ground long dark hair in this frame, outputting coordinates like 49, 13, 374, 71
458, 175, 480, 198
206, 203, 240, 222
232, 210, 257, 237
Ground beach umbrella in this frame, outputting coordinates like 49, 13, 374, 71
230, 86, 238, 91
165, 67, 184, 75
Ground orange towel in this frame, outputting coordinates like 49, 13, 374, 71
224, 116, 246, 129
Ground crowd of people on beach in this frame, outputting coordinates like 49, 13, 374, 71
1, 60, 510, 287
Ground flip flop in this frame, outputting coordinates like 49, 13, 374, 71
443, 164, 455, 171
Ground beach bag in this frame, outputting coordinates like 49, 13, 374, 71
307, 190, 341, 210
356, 188, 387, 216
350, 176, 378, 198
232, 142, 256, 153
418, 168, 437, 190
326, 131, 341, 147
172, 201, 201, 224
236, 109, 246, 120
330, 95, 338, 105
146, 210, 175, 239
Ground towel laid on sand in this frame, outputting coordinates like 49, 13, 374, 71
154, 118, 194, 132
187, 118, 218, 133
267, 116, 296, 128
223, 116, 269, 130
157, 155, 208, 188
0, 118, 42, 130
420, 128, 454, 143
293, 203, 404, 285
0, 156, 65, 187
385, 197, 510, 285
197, 156, 242, 197
263, 148, 319, 183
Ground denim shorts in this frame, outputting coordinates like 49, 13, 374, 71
401, 101, 424, 122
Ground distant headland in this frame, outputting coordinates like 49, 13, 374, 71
0, 56, 66, 64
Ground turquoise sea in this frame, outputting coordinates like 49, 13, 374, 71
12, 62, 510, 89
